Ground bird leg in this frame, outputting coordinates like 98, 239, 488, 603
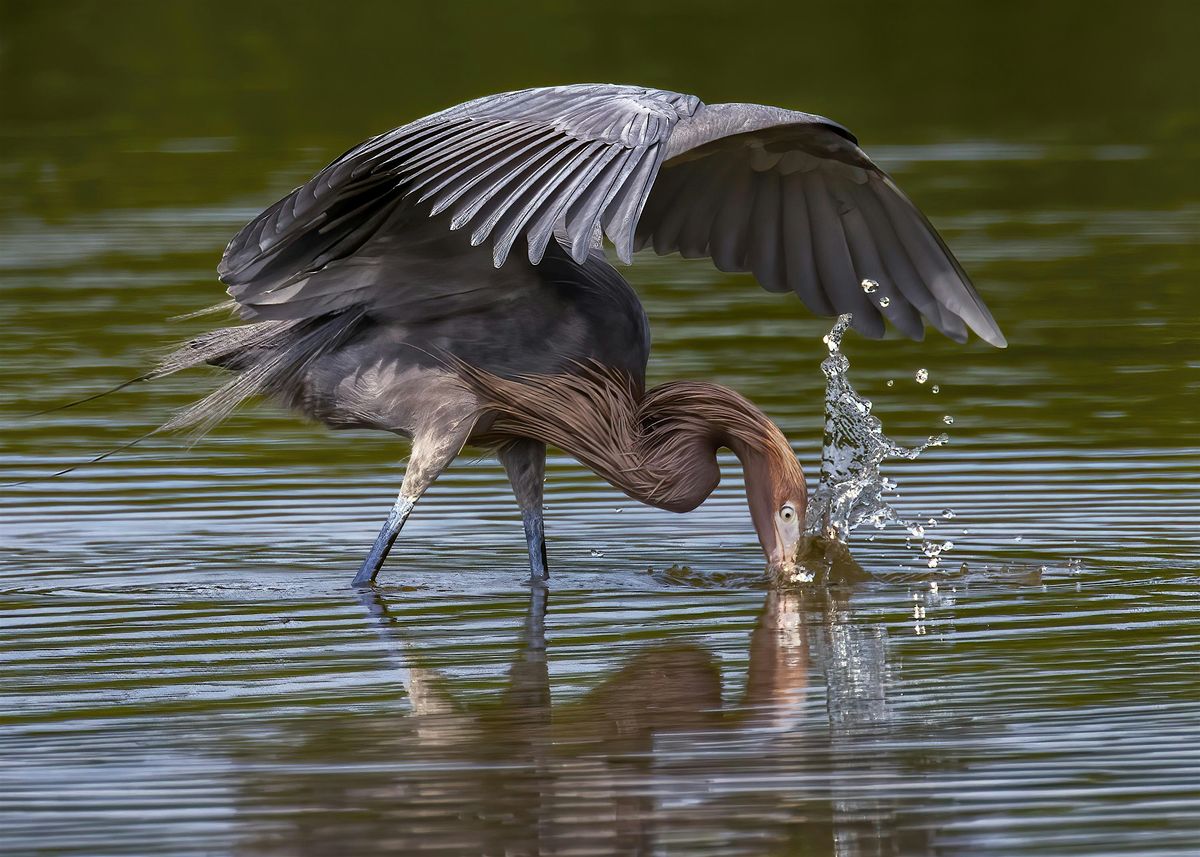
499, 439, 549, 583
352, 420, 473, 587
352, 492, 417, 587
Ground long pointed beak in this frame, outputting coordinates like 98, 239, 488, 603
767, 539, 800, 580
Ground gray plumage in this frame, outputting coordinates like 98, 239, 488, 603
152, 83, 1005, 585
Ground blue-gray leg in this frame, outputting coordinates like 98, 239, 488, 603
522, 508, 549, 582
352, 493, 416, 586
352, 419, 473, 588
500, 440, 549, 583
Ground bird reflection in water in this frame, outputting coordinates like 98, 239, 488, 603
231, 582, 931, 856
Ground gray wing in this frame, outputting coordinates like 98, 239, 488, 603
635, 102, 1005, 346
219, 85, 1002, 346
220, 84, 698, 321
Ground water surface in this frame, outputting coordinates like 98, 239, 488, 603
2, 2, 1199, 854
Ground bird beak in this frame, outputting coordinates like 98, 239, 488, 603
766, 532, 801, 580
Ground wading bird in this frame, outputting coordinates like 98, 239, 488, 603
155, 84, 1004, 586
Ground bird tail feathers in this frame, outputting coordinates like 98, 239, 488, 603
151, 310, 366, 439
10, 310, 364, 486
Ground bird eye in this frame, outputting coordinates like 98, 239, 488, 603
779, 505, 796, 522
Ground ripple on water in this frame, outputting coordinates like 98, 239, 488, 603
2, 571, 1199, 855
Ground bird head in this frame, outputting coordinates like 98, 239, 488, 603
741, 445, 807, 579
637, 380, 808, 578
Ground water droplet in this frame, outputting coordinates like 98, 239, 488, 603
879, 296, 891, 307
942, 541, 954, 551
1014, 535, 1023, 542
808, 315, 954, 571
942, 509, 956, 519
927, 558, 939, 569
589, 549, 605, 557
942, 415, 954, 425
930, 581, 939, 594
931, 385, 940, 394
861, 278, 878, 293
915, 368, 929, 384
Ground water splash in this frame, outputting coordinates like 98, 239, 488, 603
802, 315, 950, 569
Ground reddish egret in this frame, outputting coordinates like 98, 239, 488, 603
155, 84, 1004, 585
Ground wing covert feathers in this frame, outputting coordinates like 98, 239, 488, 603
219, 85, 1004, 347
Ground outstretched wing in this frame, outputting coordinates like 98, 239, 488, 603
636, 102, 1005, 345
220, 84, 697, 321
220, 84, 1003, 346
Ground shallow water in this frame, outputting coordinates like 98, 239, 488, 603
3, 2, 1200, 854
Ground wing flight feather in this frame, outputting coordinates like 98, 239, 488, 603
219, 84, 1004, 346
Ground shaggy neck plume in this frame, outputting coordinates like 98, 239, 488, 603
458, 364, 802, 514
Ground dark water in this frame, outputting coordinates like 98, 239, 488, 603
2, 2, 1200, 854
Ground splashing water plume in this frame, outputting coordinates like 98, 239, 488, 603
794, 315, 950, 580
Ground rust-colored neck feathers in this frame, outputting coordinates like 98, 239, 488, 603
459, 364, 802, 514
